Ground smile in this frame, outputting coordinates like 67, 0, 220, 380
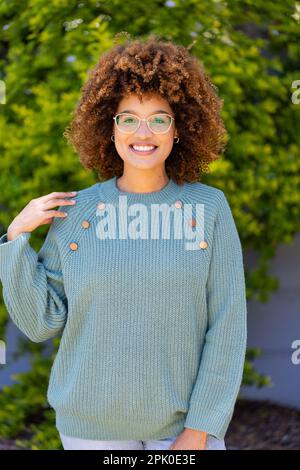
129, 144, 158, 155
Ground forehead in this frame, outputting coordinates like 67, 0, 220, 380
116, 93, 173, 114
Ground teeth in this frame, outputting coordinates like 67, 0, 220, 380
132, 145, 156, 151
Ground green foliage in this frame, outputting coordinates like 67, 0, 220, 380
0, 339, 62, 449
243, 348, 272, 388
0, 0, 299, 449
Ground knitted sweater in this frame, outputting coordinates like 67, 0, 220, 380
0, 176, 247, 441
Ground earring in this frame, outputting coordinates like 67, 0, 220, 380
111, 135, 115, 142
174, 136, 179, 143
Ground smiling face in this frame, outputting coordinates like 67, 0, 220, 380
113, 93, 177, 173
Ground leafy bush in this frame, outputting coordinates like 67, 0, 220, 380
0, 339, 62, 449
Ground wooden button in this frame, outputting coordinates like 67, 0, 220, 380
69, 242, 78, 251
188, 218, 196, 227
82, 220, 90, 229
174, 200, 183, 209
199, 240, 208, 249
97, 201, 106, 210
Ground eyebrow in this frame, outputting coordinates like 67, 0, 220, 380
119, 109, 171, 115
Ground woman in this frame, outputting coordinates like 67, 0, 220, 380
0, 35, 247, 450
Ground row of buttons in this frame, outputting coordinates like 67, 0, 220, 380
69, 219, 90, 250
69, 201, 208, 251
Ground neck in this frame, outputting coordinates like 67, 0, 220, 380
99, 174, 185, 206
116, 170, 169, 194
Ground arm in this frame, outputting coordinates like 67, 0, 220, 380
0, 219, 68, 343
183, 191, 247, 440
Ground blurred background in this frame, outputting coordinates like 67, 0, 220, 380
0, 0, 300, 450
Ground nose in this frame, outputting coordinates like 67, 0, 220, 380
134, 119, 153, 137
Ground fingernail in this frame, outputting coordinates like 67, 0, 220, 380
71, 191, 77, 195
64, 212, 68, 216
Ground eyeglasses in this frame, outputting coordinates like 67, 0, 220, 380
113, 112, 175, 134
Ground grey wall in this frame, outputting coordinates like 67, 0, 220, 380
0, 320, 31, 387
242, 233, 300, 410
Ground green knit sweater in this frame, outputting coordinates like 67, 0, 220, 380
0, 176, 247, 441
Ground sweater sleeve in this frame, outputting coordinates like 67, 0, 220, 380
0, 220, 68, 343
184, 191, 247, 440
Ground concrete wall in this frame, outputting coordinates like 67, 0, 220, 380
242, 233, 300, 410
0, 320, 31, 387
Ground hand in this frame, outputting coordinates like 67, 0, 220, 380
169, 427, 208, 450
7, 191, 77, 241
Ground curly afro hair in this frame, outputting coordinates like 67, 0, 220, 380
64, 34, 227, 185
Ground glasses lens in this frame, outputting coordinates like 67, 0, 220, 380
149, 114, 172, 133
116, 114, 139, 132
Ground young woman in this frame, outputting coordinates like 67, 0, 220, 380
0, 35, 247, 450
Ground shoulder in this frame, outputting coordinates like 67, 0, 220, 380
189, 183, 240, 242
64, 181, 101, 215
182, 181, 236, 239
72, 181, 101, 206
183, 181, 228, 212
51, 181, 101, 239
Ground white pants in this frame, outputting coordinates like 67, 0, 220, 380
59, 432, 226, 450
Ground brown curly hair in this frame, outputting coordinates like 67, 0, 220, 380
64, 34, 227, 185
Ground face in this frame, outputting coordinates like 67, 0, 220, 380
113, 93, 177, 172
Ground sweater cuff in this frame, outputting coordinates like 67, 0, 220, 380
184, 407, 232, 440
0, 232, 32, 279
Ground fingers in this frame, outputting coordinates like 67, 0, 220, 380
45, 210, 69, 218
39, 191, 77, 202
43, 198, 77, 210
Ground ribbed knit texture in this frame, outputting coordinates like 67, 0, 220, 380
0, 176, 247, 441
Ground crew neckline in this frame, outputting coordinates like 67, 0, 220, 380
99, 175, 186, 205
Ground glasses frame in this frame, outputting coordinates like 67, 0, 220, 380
113, 112, 175, 134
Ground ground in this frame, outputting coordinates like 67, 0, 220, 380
226, 399, 300, 450
0, 399, 300, 450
